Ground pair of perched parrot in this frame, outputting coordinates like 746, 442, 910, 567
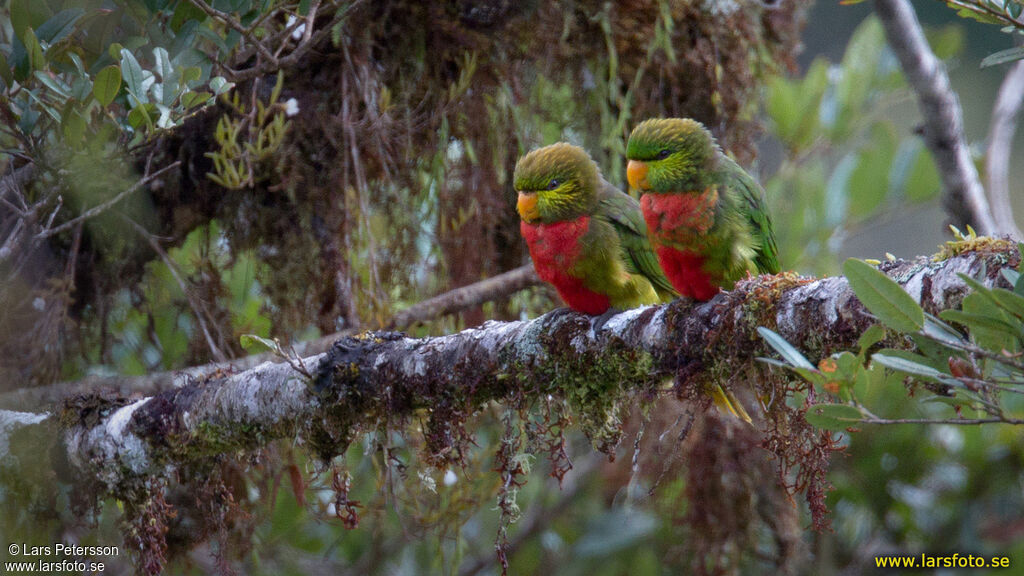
514, 118, 779, 422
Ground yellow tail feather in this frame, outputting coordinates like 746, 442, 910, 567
710, 384, 753, 424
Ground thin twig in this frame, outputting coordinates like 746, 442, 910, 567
35, 161, 181, 239
201, 0, 354, 83
122, 216, 229, 364
386, 265, 541, 329
861, 416, 1024, 425
984, 57, 1024, 239
874, 0, 998, 234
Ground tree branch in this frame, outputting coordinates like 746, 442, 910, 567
0, 264, 541, 410
386, 264, 541, 329
874, 0, 999, 235
35, 161, 182, 240
3, 247, 1015, 489
985, 58, 1024, 240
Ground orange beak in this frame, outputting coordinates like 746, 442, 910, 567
517, 192, 540, 222
627, 160, 650, 191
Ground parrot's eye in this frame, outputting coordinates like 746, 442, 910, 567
657, 149, 671, 160
546, 179, 561, 190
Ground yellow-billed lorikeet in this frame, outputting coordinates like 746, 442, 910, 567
514, 142, 677, 314
626, 118, 780, 302
514, 142, 751, 423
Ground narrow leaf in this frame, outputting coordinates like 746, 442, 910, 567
805, 403, 864, 431
843, 258, 924, 332
35, 8, 84, 45
757, 327, 816, 370
940, 309, 1023, 342
872, 352, 962, 387
981, 45, 1024, 68
24, 28, 45, 72
1002, 268, 1020, 288
857, 324, 886, 354
120, 48, 145, 101
922, 314, 967, 346
240, 334, 279, 353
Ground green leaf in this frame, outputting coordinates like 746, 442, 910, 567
181, 90, 212, 108
952, 291, 1024, 352
209, 76, 234, 95
108, 43, 124, 62
61, 108, 86, 144
925, 24, 964, 61
922, 313, 967, 346
0, 51, 12, 88
1001, 268, 1020, 288
843, 258, 924, 333
35, 8, 84, 46
93, 66, 121, 107
857, 324, 886, 355
70, 76, 92, 102
895, 141, 941, 203
153, 47, 177, 105
921, 396, 979, 409
990, 287, 1024, 322
805, 403, 864, 431
181, 66, 202, 86
981, 46, 1024, 68
10, 0, 53, 47
872, 352, 961, 386
757, 327, 816, 370
33, 70, 69, 98
120, 48, 145, 102
767, 58, 827, 151
24, 28, 45, 72
848, 123, 897, 219
240, 334, 279, 354
951, 5, 1003, 25
170, 0, 208, 32
823, 153, 857, 227
24, 88, 60, 123
127, 102, 155, 130
833, 16, 886, 138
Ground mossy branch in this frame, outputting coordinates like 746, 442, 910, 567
0, 247, 1016, 492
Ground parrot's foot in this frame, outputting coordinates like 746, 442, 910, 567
592, 307, 624, 333
544, 307, 579, 323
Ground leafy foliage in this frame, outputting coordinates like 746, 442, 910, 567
763, 16, 945, 275
942, 1, 1024, 66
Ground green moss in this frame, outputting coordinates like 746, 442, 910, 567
933, 230, 1016, 261
518, 338, 658, 454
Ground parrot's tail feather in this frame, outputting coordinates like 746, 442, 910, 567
710, 384, 753, 424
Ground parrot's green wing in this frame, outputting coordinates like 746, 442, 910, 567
719, 156, 780, 275
595, 181, 679, 301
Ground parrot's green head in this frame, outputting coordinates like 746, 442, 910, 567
513, 143, 601, 224
625, 118, 716, 194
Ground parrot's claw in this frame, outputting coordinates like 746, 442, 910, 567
545, 307, 578, 323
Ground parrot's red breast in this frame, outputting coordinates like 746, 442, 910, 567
520, 216, 611, 314
641, 190, 721, 301
640, 189, 718, 236
652, 245, 718, 301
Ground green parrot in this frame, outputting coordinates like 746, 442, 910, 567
514, 142, 676, 314
625, 118, 780, 302
514, 142, 750, 422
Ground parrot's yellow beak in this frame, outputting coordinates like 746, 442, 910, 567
517, 192, 540, 223
627, 160, 650, 191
